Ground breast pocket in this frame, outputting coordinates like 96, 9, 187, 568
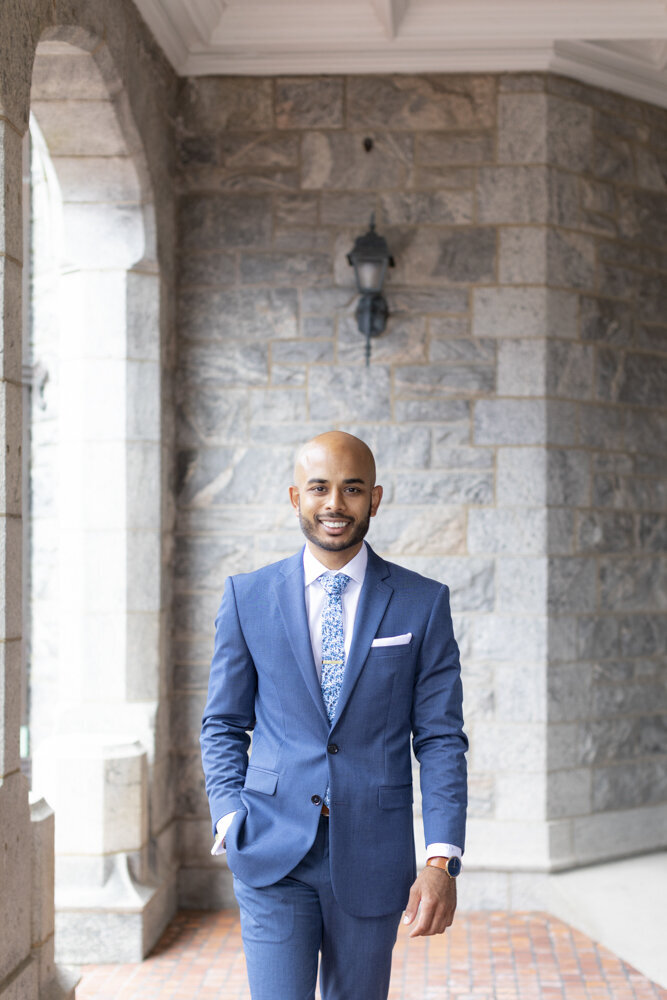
367, 641, 413, 659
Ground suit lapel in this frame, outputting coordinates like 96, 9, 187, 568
332, 545, 393, 728
275, 551, 329, 726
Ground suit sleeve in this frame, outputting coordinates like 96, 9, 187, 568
200, 576, 257, 834
411, 584, 468, 852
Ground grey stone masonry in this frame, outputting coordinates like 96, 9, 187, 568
173, 71, 667, 910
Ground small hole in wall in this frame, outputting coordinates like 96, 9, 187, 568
363, 137, 374, 153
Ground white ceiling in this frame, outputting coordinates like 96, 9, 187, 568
133, 0, 667, 108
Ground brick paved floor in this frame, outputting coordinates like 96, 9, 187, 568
76, 909, 667, 1000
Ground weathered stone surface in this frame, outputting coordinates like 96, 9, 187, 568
496, 557, 547, 613
301, 132, 413, 189
597, 349, 667, 407
639, 514, 667, 551
178, 252, 236, 288
338, 315, 427, 365
498, 340, 546, 397
249, 388, 307, 426
548, 557, 597, 614
397, 227, 496, 286
625, 409, 667, 455
218, 132, 299, 169
637, 273, 667, 325
477, 165, 547, 223
580, 296, 634, 346
347, 75, 496, 130
618, 188, 667, 250
394, 470, 493, 506
380, 191, 473, 225
578, 404, 625, 450
474, 287, 577, 340
388, 288, 469, 314
498, 93, 547, 164
178, 77, 274, 132
274, 193, 319, 227
177, 386, 248, 446
592, 133, 635, 184
499, 226, 547, 284
177, 446, 293, 508
547, 229, 596, 290
547, 449, 590, 506
416, 130, 494, 165
394, 397, 470, 426
548, 95, 593, 172
432, 443, 494, 470
240, 251, 331, 286
180, 288, 298, 343
276, 77, 343, 129
180, 193, 272, 251
468, 508, 547, 555
369, 506, 465, 556
429, 338, 494, 364
599, 557, 667, 612
577, 512, 635, 554
320, 192, 377, 225
413, 165, 475, 190
547, 342, 594, 400
592, 761, 667, 812
272, 339, 334, 365
178, 165, 299, 193
308, 366, 391, 422
395, 361, 494, 397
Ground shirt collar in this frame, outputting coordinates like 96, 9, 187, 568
302, 541, 368, 588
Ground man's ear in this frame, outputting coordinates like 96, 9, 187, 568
370, 484, 383, 517
288, 485, 300, 513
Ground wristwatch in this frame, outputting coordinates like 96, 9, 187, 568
426, 856, 462, 879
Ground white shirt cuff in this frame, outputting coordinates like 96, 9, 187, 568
426, 843, 463, 866
211, 811, 236, 856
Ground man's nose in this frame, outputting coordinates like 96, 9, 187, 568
325, 488, 345, 510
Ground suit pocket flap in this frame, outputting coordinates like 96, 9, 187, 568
244, 766, 279, 796
378, 784, 413, 810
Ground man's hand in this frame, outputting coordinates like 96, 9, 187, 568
402, 866, 457, 937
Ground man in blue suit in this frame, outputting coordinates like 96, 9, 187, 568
201, 431, 467, 1000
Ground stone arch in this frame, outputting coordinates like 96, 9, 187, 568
24, 26, 173, 964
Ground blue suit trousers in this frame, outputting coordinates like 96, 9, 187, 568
233, 816, 403, 1000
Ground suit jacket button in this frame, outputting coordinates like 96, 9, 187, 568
327, 744, 339, 754
311, 794, 322, 806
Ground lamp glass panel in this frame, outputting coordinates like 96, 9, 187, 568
356, 260, 384, 293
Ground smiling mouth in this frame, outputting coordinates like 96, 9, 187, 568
318, 518, 351, 530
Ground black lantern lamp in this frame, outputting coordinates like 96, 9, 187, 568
347, 214, 395, 366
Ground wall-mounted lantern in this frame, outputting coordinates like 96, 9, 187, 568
346, 214, 395, 366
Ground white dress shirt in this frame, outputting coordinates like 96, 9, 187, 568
212, 542, 462, 866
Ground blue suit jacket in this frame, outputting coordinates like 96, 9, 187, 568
200, 544, 467, 918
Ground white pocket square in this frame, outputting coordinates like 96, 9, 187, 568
371, 633, 412, 647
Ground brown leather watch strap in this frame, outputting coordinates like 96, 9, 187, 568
426, 856, 454, 877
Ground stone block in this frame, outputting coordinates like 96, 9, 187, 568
496, 557, 547, 614
496, 772, 546, 820
625, 409, 667, 456
126, 613, 160, 702
497, 448, 546, 506
618, 189, 667, 251
0, 513, 22, 640
320, 192, 378, 225
578, 404, 625, 451
219, 132, 299, 168
497, 339, 546, 397
181, 287, 298, 343
393, 471, 493, 506
498, 226, 547, 284
177, 386, 248, 447
416, 130, 494, 165
548, 509, 575, 555
389, 287, 471, 315
639, 514, 667, 551
0, 381, 21, 517
127, 360, 160, 441
547, 723, 581, 770
32, 99, 126, 158
473, 614, 547, 665
395, 361, 495, 397
467, 773, 495, 818
548, 557, 597, 614
178, 252, 236, 289
29, 797, 55, 945
178, 445, 292, 508
308, 366, 391, 422
429, 337, 493, 364
301, 132, 412, 189
394, 227, 496, 286
240, 251, 331, 286
547, 449, 590, 506
592, 133, 634, 184
276, 77, 343, 128
369, 506, 465, 556
547, 342, 594, 400
249, 388, 307, 426
271, 340, 334, 365
394, 397, 470, 427
548, 662, 592, 724
340, 315, 428, 366
547, 769, 591, 820
592, 760, 667, 812
346, 74, 496, 130
477, 165, 547, 223
498, 93, 547, 163
370, 425, 431, 469
431, 444, 494, 470
468, 508, 547, 555
473, 400, 548, 446
547, 228, 596, 290
178, 77, 273, 132
473, 286, 577, 339
473, 723, 545, 772
548, 95, 593, 171
178, 866, 235, 910
269, 365, 307, 387
380, 191, 473, 225
0, 257, 22, 385
599, 557, 666, 613
0, 639, 20, 776
580, 296, 634, 346
576, 512, 634, 554
127, 530, 161, 612
180, 193, 271, 251
413, 165, 475, 190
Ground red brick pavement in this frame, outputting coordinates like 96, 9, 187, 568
76, 909, 667, 1000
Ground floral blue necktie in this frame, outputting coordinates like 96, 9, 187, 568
320, 572, 350, 723
320, 572, 350, 807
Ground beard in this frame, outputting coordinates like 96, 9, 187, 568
297, 500, 372, 553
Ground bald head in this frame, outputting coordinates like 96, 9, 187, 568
293, 431, 376, 487
289, 431, 382, 568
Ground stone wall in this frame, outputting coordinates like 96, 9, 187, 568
173, 71, 667, 909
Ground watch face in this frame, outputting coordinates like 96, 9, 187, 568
447, 856, 462, 878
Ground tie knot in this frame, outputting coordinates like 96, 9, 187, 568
320, 572, 350, 597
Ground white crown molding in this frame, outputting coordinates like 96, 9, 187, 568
132, 0, 667, 108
